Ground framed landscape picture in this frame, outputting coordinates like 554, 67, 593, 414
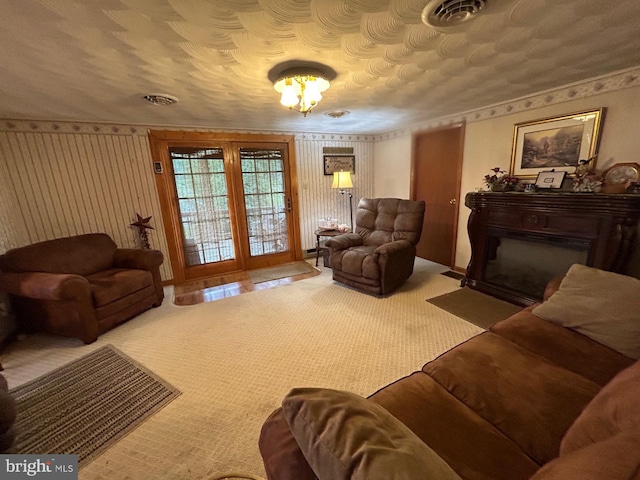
324, 155, 355, 175
509, 108, 605, 178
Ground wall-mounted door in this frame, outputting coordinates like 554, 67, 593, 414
411, 123, 465, 268
149, 131, 301, 283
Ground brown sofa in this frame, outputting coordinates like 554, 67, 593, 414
325, 198, 425, 295
0, 233, 164, 344
0, 372, 16, 453
259, 265, 640, 479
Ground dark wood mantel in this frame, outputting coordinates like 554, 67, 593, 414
464, 192, 640, 306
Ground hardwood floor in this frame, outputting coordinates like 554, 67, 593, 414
173, 261, 322, 305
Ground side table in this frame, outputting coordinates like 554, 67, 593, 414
314, 229, 345, 267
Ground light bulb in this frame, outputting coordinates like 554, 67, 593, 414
303, 78, 322, 105
280, 83, 299, 108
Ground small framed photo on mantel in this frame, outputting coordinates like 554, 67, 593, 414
535, 170, 566, 189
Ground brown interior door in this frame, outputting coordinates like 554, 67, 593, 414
411, 123, 465, 268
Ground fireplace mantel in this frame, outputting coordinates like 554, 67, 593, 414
464, 192, 640, 306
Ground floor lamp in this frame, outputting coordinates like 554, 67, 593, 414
332, 171, 353, 231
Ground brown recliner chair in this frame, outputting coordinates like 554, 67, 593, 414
326, 198, 426, 295
0, 233, 164, 344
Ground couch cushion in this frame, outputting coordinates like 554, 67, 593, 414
491, 308, 635, 386
331, 245, 380, 279
561, 360, 640, 454
423, 332, 600, 465
530, 430, 640, 480
87, 269, 153, 307
356, 198, 425, 247
281, 387, 463, 480
0, 233, 117, 276
369, 372, 540, 480
532, 264, 640, 359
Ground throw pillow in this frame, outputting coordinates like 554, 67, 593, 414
532, 264, 640, 359
281, 387, 462, 480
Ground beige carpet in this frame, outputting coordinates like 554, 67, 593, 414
247, 261, 317, 283
426, 287, 523, 330
11, 344, 180, 467
1, 259, 481, 480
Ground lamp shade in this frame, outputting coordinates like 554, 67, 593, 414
332, 171, 353, 189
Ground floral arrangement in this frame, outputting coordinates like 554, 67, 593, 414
484, 167, 521, 192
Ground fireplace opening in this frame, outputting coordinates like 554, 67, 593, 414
484, 229, 591, 301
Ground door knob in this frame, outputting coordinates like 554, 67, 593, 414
449, 198, 457, 205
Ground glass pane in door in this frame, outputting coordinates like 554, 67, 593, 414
170, 147, 235, 266
240, 148, 289, 256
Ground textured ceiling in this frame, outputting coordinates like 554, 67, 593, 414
1, 0, 640, 135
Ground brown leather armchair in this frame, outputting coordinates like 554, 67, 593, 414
0, 233, 164, 344
325, 198, 426, 295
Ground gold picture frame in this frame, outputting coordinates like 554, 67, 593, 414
509, 108, 605, 178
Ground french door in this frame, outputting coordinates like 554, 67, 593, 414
149, 131, 301, 283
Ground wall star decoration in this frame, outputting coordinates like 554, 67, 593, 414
130, 213, 154, 249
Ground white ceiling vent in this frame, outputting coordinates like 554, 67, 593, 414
324, 110, 351, 119
422, 0, 486, 27
141, 94, 179, 106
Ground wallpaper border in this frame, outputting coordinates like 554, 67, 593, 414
1, 66, 638, 141
376, 66, 640, 140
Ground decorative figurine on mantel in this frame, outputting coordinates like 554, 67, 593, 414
572, 156, 602, 192
130, 213, 154, 249
575, 156, 596, 178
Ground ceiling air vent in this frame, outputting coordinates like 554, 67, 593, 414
324, 110, 351, 119
422, 0, 486, 27
141, 94, 179, 106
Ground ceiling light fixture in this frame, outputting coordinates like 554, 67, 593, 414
269, 61, 337, 117
273, 67, 330, 116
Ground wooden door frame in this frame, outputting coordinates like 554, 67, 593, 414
410, 122, 465, 269
148, 130, 303, 284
